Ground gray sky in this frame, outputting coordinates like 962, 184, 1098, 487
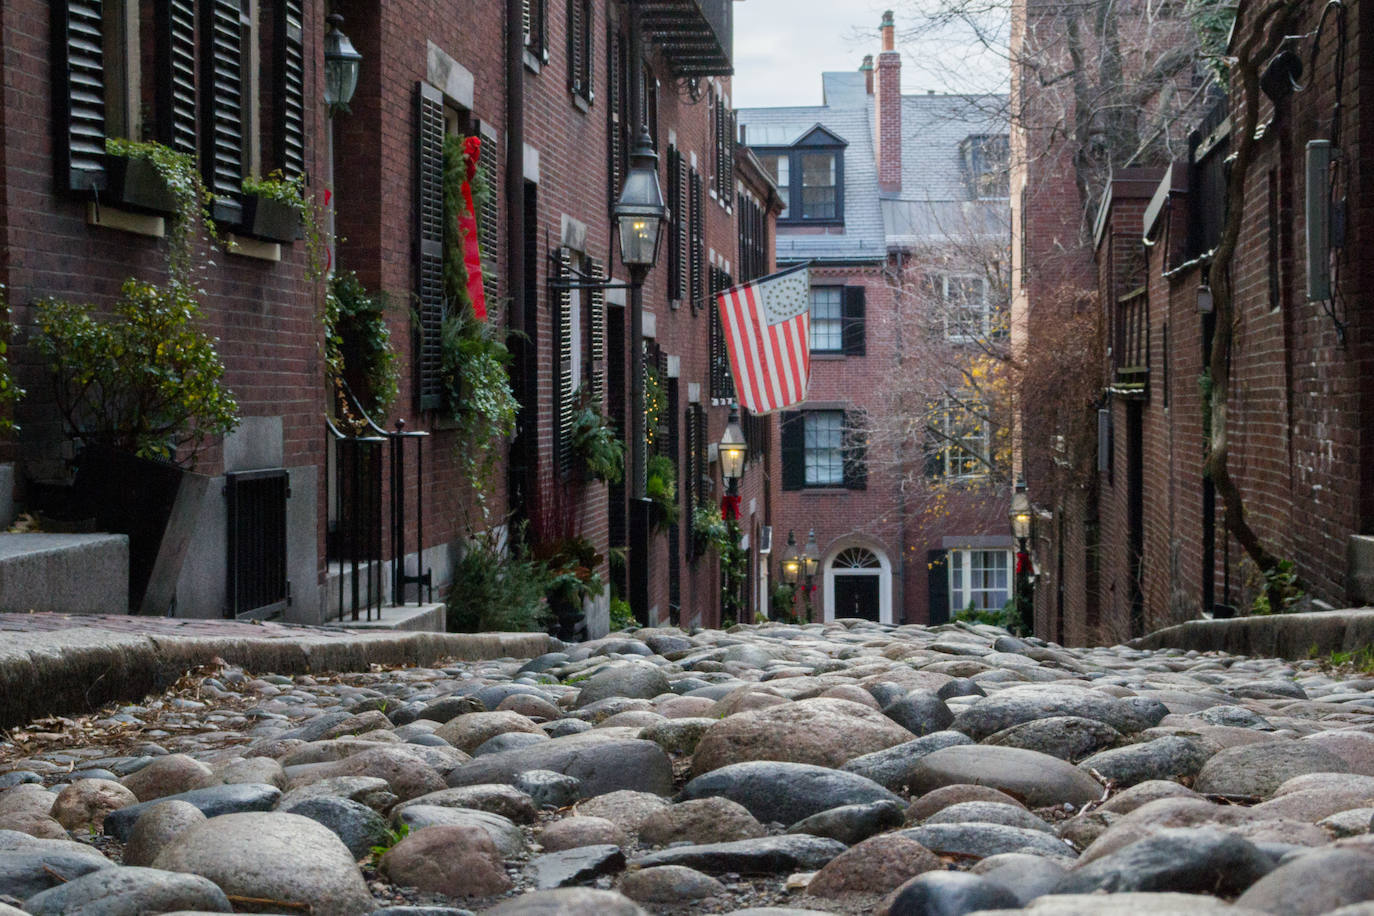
730, 1, 1009, 110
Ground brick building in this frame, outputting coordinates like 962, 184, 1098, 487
2, 0, 778, 630
739, 12, 1012, 625
1017, 0, 1374, 642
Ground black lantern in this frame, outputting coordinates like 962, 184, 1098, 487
614, 128, 666, 271
1010, 487, 1032, 541
324, 14, 362, 110
802, 529, 820, 580
720, 405, 747, 482
781, 530, 801, 585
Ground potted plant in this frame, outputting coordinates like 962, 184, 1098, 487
240, 171, 305, 242
569, 390, 624, 484
34, 278, 240, 612
103, 138, 183, 215
531, 535, 604, 642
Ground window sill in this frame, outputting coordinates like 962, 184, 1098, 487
571, 93, 591, 114
523, 49, 543, 73
810, 352, 848, 361
224, 234, 281, 262
86, 202, 165, 238
797, 485, 856, 494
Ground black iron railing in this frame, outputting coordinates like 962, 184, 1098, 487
641, 0, 733, 77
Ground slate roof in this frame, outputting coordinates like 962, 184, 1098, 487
737, 74, 1009, 262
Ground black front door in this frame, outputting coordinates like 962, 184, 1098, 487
833, 575, 880, 622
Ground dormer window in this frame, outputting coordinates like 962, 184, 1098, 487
960, 134, 1009, 199
754, 125, 847, 225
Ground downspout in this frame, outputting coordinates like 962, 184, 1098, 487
506, 0, 529, 521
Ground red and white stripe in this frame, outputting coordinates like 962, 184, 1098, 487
718, 273, 811, 415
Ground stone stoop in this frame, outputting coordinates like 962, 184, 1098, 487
0, 533, 129, 614
326, 602, 447, 632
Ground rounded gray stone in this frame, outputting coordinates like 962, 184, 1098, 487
573, 663, 672, 708
1053, 827, 1273, 896
1235, 847, 1374, 915
485, 888, 647, 915
21, 865, 232, 915
906, 745, 1104, 807
1193, 740, 1353, 798
277, 795, 391, 859
679, 760, 903, 825
984, 716, 1124, 761
619, 864, 725, 903
122, 800, 208, 867
1078, 736, 1216, 787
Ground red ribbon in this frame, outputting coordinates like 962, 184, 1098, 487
459, 136, 487, 321
1016, 550, 1031, 574
720, 494, 741, 521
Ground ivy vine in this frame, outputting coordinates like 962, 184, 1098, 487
324, 271, 400, 420
104, 137, 218, 288
0, 287, 25, 435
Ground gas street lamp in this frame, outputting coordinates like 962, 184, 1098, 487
323, 14, 362, 111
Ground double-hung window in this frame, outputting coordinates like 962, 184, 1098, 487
804, 410, 845, 487
929, 395, 989, 479
759, 153, 790, 217
942, 276, 990, 342
809, 287, 844, 352
781, 409, 866, 490
753, 127, 846, 225
949, 549, 1012, 612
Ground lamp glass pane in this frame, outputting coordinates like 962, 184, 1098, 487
618, 215, 660, 266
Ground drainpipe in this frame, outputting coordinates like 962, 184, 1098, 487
506, 0, 529, 522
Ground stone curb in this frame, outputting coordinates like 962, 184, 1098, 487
1129, 608, 1374, 659
0, 623, 560, 730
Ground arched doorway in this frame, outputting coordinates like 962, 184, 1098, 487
823, 543, 893, 624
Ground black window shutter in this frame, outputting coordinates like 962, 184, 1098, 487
556, 248, 575, 477
566, 0, 581, 95
474, 127, 500, 309
667, 146, 682, 302
53, 0, 107, 193
155, 0, 198, 156
843, 410, 867, 490
201, 0, 245, 220
693, 403, 708, 506
588, 257, 606, 406
273, 0, 305, 177
924, 424, 944, 478
927, 549, 950, 624
605, 25, 622, 207
842, 285, 866, 355
781, 411, 805, 491
727, 109, 737, 193
415, 82, 446, 411
689, 168, 703, 313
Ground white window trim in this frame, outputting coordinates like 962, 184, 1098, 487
939, 394, 990, 480
947, 548, 1013, 614
942, 274, 990, 344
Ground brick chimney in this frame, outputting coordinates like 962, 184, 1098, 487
875, 10, 901, 192
861, 55, 874, 95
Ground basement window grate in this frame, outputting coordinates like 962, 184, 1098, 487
225, 468, 291, 619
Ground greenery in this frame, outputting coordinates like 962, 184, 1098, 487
1251, 558, 1305, 615
644, 363, 667, 449
691, 504, 747, 622
445, 526, 552, 633
645, 454, 680, 532
770, 582, 801, 623
954, 600, 1019, 631
437, 134, 518, 519
34, 278, 239, 465
691, 503, 730, 547
570, 390, 624, 484
105, 138, 216, 287
0, 289, 25, 435
608, 597, 635, 631
325, 271, 399, 419
369, 824, 410, 859
241, 169, 328, 279
1320, 645, 1374, 673
533, 535, 605, 609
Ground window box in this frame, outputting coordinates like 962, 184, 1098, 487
104, 153, 178, 216
239, 193, 302, 243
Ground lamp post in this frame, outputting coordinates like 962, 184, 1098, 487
613, 126, 665, 626
719, 405, 746, 623
781, 530, 801, 622
1010, 480, 1032, 636
802, 529, 820, 622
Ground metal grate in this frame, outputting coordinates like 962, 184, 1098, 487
225, 469, 290, 619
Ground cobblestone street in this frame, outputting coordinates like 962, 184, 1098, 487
4, 618, 1374, 913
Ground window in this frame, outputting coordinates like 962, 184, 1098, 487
566, 0, 592, 103
949, 549, 1012, 611
941, 276, 991, 341
668, 145, 685, 302
928, 396, 989, 478
759, 154, 790, 217
102, 0, 140, 141
809, 287, 843, 352
809, 285, 865, 354
800, 152, 837, 219
960, 135, 1009, 199
711, 90, 735, 199
805, 411, 845, 486
523, 0, 548, 63
754, 128, 846, 224
781, 409, 866, 490
737, 189, 769, 283
709, 267, 735, 401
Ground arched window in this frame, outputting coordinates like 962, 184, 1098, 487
834, 547, 880, 569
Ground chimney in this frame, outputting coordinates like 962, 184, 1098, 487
861, 55, 874, 95
875, 10, 902, 192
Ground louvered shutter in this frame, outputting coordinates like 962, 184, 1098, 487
780, 411, 805, 491
53, 0, 106, 193
154, 0, 198, 155
605, 26, 623, 207
927, 550, 950, 624
566, 0, 582, 96
583, 0, 595, 102
523, 0, 547, 59
693, 403, 707, 506
201, 0, 245, 221
843, 410, 867, 490
273, 0, 305, 177
714, 98, 725, 194
689, 168, 703, 313
588, 258, 607, 405
842, 285, 866, 355
556, 248, 575, 477
476, 131, 500, 310
415, 82, 446, 411
667, 146, 683, 302
726, 109, 737, 194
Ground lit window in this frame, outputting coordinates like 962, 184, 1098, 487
932, 396, 989, 478
949, 549, 1011, 612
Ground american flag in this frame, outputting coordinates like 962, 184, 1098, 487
717, 263, 812, 415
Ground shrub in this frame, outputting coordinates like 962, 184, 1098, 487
445, 529, 551, 633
